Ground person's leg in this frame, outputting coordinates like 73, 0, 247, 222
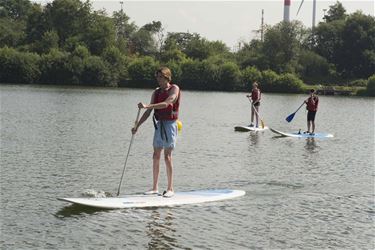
250, 107, 254, 125
152, 148, 162, 191
255, 106, 259, 127
164, 148, 174, 191
307, 120, 311, 133
311, 112, 316, 133
307, 112, 311, 133
311, 120, 315, 133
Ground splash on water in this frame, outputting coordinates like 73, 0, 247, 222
81, 189, 113, 198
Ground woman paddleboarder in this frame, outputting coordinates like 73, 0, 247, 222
304, 89, 319, 135
132, 67, 181, 198
246, 82, 261, 128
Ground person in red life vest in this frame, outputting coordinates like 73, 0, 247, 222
304, 89, 319, 135
246, 82, 261, 127
131, 67, 180, 198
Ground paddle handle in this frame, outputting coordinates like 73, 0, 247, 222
133, 108, 141, 128
117, 108, 141, 196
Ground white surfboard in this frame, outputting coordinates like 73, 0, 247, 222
234, 126, 269, 132
270, 128, 333, 138
58, 189, 246, 209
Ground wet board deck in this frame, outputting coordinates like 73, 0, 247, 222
58, 189, 246, 209
270, 128, 333, 138
234, 126, 269, 132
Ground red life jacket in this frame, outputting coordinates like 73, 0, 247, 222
251, 89, 261, 102
154, 84, 180, 121
307, 96, 319, 111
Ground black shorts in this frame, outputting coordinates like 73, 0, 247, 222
253, 102, 260, 107
307, 111, 316, 121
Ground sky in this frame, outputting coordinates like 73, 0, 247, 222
32, 0, 375, 50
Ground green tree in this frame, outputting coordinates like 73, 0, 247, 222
160, 48, 187, 63
69, 46, 87, 84
112, 10, 136, 40
338, 12, 375, 78
313, 19, 345, 65
0, 0, 33, 20
275, 73, 304, 93
0, 17, 25, 47
0, 0, 37, 48
184, 37, 212, 60
236, 40, 266, 70
39, 49, 73, 84
261, 69, 279, 92
184, 38, 229, 61
315, 3, 375, 79
262, 21, 306, 73
164, 60, 182, 83
324, 1, 347, 22
218, 61, 241, 90
164, 32, 200, 52
241, 66, 262, 89
112, 10, 136, 55
25, 4, 49, 46
81, 55, 112, 86
180, 60, 219, 90
43, 0, 91, 44
0, 46, 40, 83
297, 50, 334, 83
101, 46, 128, 83
36, 30, 59, 53
127, 56, 158, 82
83, 11, 116, 55
130, 28, 156, 56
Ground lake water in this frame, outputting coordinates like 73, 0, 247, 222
0, 84, 374, 249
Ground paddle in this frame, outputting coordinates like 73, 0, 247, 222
117, 108, 141, 196
247, 97, 265, 129
285, 102, 305, 123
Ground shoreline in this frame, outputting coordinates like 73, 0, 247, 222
0, 82, 368, 97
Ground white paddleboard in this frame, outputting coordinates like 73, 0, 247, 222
270, 128, 333, 138
58, 189, 245, 209
234, 126, 269, 132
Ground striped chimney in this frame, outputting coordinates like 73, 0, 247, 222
284, 0, 291, 22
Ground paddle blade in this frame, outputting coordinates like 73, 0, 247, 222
285, 113, 295, 123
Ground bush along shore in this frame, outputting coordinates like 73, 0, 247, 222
0, 0, 374, 96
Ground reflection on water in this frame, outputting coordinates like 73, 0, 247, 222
55, 204, 109, 218
304, 138, 318, 152
146, 210, 179, 249
248, 132, 260, 146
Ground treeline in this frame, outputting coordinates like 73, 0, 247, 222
0, 0, 374, 96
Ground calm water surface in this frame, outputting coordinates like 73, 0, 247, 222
1, 85, 374, 249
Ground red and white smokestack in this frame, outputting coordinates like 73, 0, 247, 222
284, 0, 291, 22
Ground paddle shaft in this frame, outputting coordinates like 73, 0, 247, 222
247, 97, 265, 128
117, 108, 141, 196
293, 102, 305, 114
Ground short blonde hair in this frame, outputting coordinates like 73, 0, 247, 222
155, 67, 172, 81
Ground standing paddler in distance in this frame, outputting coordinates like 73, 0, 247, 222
131, 67, 181, 198
304, 89, 319, 135
246, 81, 261, 128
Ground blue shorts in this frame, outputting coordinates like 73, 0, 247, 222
153, 120, 177, 149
